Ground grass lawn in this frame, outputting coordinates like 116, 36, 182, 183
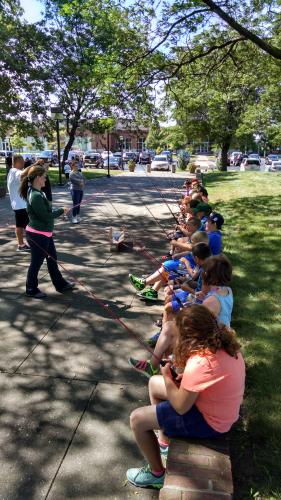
204, 171, 281, 500
0, 166, 121, 188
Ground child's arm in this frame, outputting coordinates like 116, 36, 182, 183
161, 363, 198, 415
171, 240, 192, 252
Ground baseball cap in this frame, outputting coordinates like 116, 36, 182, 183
208, 211, 224, 229
194, 202, 212, 215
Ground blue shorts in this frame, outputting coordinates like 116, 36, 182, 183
171, 289, 189, 311
163, 259, 182, 273
156, 401, 220, 439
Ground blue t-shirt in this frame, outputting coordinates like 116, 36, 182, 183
208, 231, 222, 255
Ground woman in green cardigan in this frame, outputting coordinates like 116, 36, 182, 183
20, 164, 74, 299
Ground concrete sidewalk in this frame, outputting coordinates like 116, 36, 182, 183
0, 171, 187, 499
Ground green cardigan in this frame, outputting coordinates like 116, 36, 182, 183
27, 188, 64, 232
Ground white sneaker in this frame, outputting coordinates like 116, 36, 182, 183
76, 216, 81, 222
72, 217, 79, 224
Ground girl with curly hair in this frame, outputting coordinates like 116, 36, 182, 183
126, 304, 245, 490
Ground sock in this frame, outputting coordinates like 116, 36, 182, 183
151, 468, 165, 477
158, 440, 169, 448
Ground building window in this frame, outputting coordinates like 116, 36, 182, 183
125, 138, 131, 150
137, 138, 145, 151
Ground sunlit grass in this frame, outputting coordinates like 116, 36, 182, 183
205, 171, 281, 499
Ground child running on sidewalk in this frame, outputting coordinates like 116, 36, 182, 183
126, 305, 245, 490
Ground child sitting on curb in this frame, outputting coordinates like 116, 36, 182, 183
205, 211, 224, 255
126, 305, 245, 490
129, 253, 233, 378
129, 232, 209, 301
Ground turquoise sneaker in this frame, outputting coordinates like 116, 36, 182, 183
160, 444, 169, 458
126, 464, 165, 489
129, 274, 146, 291
128, 358, 159, 378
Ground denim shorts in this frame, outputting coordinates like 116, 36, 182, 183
156, 401, 220, 439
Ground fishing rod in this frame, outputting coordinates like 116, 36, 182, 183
139, 165, 179, 224
26, 234, 178, 378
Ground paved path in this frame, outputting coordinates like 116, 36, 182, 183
0, 171, 187, 499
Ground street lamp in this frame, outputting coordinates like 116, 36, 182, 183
119, 135, 124, 170
51, 107, 64, 186
107, 129, 110, 178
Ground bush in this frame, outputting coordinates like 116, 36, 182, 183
177, 156, 188, 170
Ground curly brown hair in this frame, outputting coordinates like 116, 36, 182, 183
174, 304, 240, 369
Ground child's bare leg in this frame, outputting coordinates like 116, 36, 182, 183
152, 278, 166, 292
145, 267, 166, 285
149, 375, 170, 445
130, 405, 164, 471
151, 320, 176, 369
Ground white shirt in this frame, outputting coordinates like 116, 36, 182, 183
7, 168, 26, 210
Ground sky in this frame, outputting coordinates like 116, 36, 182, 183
20, 0, 44, 23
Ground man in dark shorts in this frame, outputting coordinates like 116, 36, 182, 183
7, 154, 30, 252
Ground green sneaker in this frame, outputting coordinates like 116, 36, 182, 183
128, 358, 159, 378
126, 464, 165, 489
129, 273, 146, 291
137, 288, 158, 301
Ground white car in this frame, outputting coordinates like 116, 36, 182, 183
103, 155, 120, 169
240, 158, 261, 171
151, 155, 170, 171
101, 151, 113, 160
248, 153, 261, 161
230, 151, 243, 165
265, 160, 281, 172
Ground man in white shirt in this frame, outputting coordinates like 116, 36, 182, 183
7, 155, 30, 252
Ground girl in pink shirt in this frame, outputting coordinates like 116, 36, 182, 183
126, 304, 245, 490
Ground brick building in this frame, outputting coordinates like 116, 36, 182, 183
90, 120, 149, 152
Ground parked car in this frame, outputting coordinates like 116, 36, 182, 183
240, 158, 261, 171
103, 155, 120, 169
35, 150, 57, 165
230, 151, 243, 165
265, 154, 280, 165
139, 151, 151, 164
101, 150, 113, 160
84, 151, 103, 168
123, 151, 137, 163
151, 155, 170, 171
113, 152, 123, 167
234, 153, 248, 166
160, 150, 173, 162
265, 160, 281, 172
248, 153, 261, 161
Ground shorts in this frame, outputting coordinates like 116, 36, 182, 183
14, 209, 29, 228
171, 289, 189, 312
156, 401, 220, 439
163, 259, 182, 273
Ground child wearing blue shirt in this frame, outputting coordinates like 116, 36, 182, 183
205, 212, 224, 255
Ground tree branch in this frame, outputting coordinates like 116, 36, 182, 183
202, 0, 281, 60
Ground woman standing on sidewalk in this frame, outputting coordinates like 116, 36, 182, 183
69, 160, 85, 224
19, 164, 75, 299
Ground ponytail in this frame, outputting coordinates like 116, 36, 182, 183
19, 164, 46, 200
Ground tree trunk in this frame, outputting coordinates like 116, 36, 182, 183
62, 119, 79, 167
219, 142, 231, 171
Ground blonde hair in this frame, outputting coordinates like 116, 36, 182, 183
191, 230, 209, 245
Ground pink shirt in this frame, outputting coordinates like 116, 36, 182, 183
181, 349, 245, 433
26, 225, 52, 238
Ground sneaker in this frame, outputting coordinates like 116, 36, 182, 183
57, 281, 76, 293
126, 464, 164, 489
147, 331, 160, 348
26, 290, 47, 299
76, 215, 81, 222
129, 273, 146, 291
72, 217, 79, 224
137, 288, 158, 301
128, 358, 159, 378
17, 244, 30, 252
